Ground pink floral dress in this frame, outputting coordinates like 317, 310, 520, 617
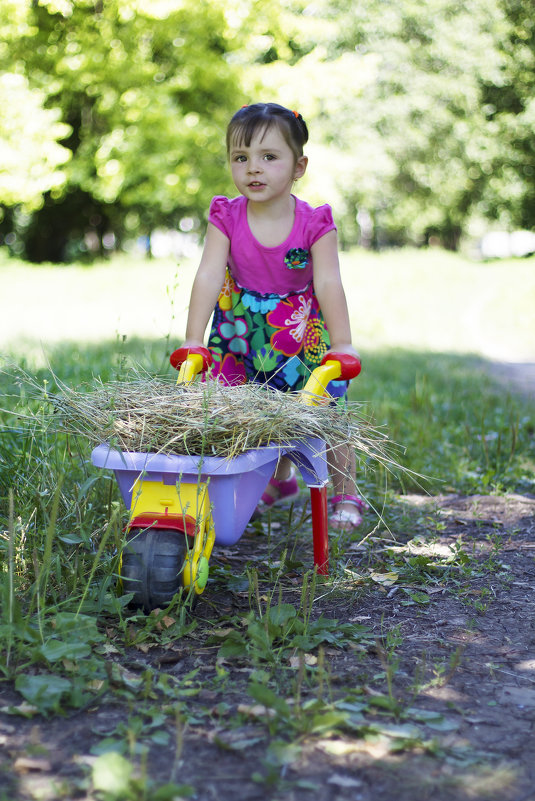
206, 195, 348, 399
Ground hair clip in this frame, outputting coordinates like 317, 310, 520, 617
292, 110, 299, 118
241, 104, 248, 109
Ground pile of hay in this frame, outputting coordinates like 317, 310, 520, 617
47, 374, 395, 468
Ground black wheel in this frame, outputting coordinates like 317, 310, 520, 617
121, 528, 187, 612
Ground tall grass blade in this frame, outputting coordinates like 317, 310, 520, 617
5, 490, 15, 667
76, 508, 119, 617
30, 475, 63, 638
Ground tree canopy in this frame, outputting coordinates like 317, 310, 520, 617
1, 0, 534, 260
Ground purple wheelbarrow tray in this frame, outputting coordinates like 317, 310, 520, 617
91, 437, 329, 547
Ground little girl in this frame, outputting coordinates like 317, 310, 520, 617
181, 102, 365, 529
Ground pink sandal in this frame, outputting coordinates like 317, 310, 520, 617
329, 494, 368, 530
255, 466, 301, 513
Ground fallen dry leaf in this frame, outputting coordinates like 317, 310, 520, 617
288, 654, 318, 668
327, 773, 363, 789
14, 756, 52, 773
237, 703, 276, 719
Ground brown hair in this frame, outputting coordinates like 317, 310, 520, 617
226, 103, 309, 162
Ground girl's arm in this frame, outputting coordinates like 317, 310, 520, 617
311, 230, 359, 357
182, 222, 230, 347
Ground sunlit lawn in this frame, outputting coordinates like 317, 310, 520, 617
3, 246, 535, 363
2, 246, 534, 498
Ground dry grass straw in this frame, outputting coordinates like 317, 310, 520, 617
45, 371, 398, 470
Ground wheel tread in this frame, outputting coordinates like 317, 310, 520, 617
121, 528, 187, 611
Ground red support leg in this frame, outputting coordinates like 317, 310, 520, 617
310, 485, 329, 575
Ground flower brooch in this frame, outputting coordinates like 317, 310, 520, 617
284, 247, 309, 270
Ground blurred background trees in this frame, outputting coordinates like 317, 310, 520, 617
1, 0, 533, 261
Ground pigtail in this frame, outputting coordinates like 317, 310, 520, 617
290, 109, 309, 148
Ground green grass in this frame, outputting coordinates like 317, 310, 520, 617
2, 246, 535, 362
340, 247, 535, 361
351, 348, 534, 496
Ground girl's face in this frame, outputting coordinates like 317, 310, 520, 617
229, 124, 307, 204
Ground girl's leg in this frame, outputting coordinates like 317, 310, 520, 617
256, 447, 365, 532
260, 456, 294, 503
273, 456, 293, 481
328, 443, 356, 496
328, 444, 363, 530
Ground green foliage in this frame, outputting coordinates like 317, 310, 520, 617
3, 0, 241, 260
251, 0, 518, 247
212, 592, 372, 669
0, 73, 71, 210
91, 750, 195, 800
479, 0, 535, 229
2, 0, 535, 258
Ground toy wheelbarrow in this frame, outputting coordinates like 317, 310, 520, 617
91, 347, 361, 611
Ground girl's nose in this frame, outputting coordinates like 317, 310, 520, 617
248, 158, 262, 173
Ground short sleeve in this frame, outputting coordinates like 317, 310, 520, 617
208, 196, 233, 239
309, 203, 336, 246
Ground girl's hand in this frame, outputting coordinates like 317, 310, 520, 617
181, 339, 205, 351
325, 343, 361, 360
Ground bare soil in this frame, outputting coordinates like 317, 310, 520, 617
1, 491, 535, 801
486, 361, 535, 399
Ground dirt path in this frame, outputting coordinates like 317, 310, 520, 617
487, 361, 535, 399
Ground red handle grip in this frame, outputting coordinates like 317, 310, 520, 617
321, 352, 362, 380
170, 346, 213, 371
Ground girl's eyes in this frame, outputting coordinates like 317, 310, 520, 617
233, 154, 277, 162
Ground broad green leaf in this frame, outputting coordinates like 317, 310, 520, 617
15, 673, 72, 715
57, 533, 86, 544
248, 683, 291, 718
405, 591, 431, 605
310, 709, 350, 734
38, 639, 91, 663
92, 752, 133, 796
267, 603, 297, 627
